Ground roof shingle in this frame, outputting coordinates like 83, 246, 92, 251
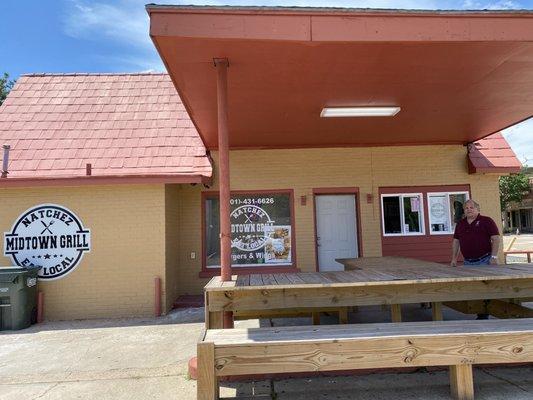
468, 133, 522, 174
0, 73, 211, 184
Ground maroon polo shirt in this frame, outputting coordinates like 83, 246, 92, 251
453, 215, 499, 260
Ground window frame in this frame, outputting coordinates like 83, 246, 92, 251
200, 189, 298, 275
427, 191, 470, 235
380, 193, 425, 237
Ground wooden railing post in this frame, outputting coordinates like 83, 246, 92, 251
197, 342, 218, 400
450, 364, 474, 400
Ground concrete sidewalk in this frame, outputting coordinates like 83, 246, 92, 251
0, 308, 204, 400
1, 306, 533, 400
504, 233, 533, 263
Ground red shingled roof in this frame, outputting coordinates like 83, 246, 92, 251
0, 73, 212, 186
0, 73, 521, 186
468, 133, 522, 174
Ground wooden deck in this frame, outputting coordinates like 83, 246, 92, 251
204, 257, 533, 329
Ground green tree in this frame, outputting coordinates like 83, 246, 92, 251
0, 73, 15, 106
499, 169, 531, 211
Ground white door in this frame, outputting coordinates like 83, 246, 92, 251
315, 195, 358, 271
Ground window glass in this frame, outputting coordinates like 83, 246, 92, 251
382, 194, 423, 235
449, 193, 467, 229
403, 196, 422, 233
383, 196, 401, 234
205, 193, 293, 268
428, 192, 468, 234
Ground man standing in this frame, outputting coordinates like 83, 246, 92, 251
451, 199, 501, 319
451, 199, 500, 267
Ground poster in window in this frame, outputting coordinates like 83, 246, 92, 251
410, 197, 420, 212
205, 193, 293, 267
429, 195, 448, 231
263, 225, 291, 264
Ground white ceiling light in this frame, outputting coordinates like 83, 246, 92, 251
320, 107, 401, 118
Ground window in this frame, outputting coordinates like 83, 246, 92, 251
381, 194, 424, 236
204, 192, 294, 268
427, 192, 469, 234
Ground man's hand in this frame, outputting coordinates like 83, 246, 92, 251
451, 239, 460, 268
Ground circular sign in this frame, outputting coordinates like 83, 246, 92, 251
3, 204, 91, 281
430, 202, 446, 219
230, 205, 273, 251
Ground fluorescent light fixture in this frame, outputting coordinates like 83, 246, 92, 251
320, 107, 401, 118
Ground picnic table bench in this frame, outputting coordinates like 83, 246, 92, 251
204, 260, 533, 328
198, 318, 533, 400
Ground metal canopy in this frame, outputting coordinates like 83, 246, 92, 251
147, 6, 533, 149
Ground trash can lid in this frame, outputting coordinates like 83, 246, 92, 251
0, 266, 26, 272
0, 266, 41, 283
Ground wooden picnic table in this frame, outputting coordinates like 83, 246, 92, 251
204, 257, 533, 329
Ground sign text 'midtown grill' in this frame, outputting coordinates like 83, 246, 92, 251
4, 204, 91, 280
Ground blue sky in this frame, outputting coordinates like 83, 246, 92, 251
1, 0, 532, 163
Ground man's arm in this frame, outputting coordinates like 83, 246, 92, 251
451, 238, 460, 267
490, 235, 500, 265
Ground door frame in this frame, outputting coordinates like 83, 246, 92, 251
312, 187, 363, 272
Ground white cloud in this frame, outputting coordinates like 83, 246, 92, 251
62, 0, 528, 73
63, 0, 169, 71
61, 0, 444, 72
462, 0, 522, 9
502, 119, 533, 166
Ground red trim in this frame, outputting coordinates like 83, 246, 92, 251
199, 266, 300, 278
312, 188, 362, 272
154, 277, 162, 317
200, 189, 297, 275
355, 193, 363, 258
468, 154, 521, 175
196, 141, 479, 152
378, 184, 471, 263
37, 291, 44, 324
379, 184, 471, 235
471, 167, 522, 174
313, 187, 359, 194
0, 174, 212, 188
147, 6, 532, 18
379, 184, 472, 195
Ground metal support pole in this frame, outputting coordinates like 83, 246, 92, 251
215, 58, 231, 283
214, 58, 234, 329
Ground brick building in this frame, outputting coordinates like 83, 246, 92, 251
503, 168, 533, 233
0, 6, 529, 320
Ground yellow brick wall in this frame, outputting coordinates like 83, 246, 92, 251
0, 146, 504, 317
173, 145, 503, 295
164, 184, 180, 312
0, 184, 166, 320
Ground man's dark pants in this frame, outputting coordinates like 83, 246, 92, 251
463, 254, 492, 319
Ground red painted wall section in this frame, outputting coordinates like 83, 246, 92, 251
380, 185, 470, 263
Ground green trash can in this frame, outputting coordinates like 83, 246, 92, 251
0, 266, 40, 330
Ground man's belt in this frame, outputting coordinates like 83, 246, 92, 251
464, 253, 491, 263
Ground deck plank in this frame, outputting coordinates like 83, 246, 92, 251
249, 274, 264, 286
262, 274, 278, 286
273, 273, 291, 285
236, 274, 250, 287
205, 318, 533, 344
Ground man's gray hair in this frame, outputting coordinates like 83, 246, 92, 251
464, 199, 480, 210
